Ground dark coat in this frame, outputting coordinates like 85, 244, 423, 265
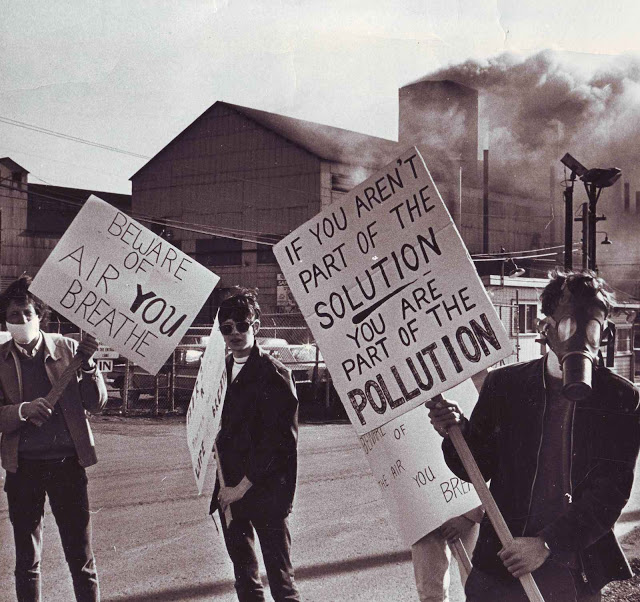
443, 356, 640, 592
210, 344, 299, 520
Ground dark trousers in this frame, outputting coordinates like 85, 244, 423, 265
4, 457, 100, 602
465, 565, 601, 602
221, 514, 301, 602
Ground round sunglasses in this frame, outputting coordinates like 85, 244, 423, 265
219, 321, 255, 336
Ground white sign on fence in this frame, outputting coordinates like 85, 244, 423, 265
360, 377, 481, 546
30, 196, 219, 375
186, 321, 227, 494
274, 148, 513, 434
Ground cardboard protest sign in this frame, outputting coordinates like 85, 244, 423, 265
30, 196, 219, 375
360, 378, 481, 546
274, 147, 513, 434
186, 321, 227, 494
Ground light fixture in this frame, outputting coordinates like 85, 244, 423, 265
500, 257, 525, 285
597, 231, 612, 245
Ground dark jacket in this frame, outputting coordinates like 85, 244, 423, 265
0, 332, 108, 472
443, 356, 640, 592
210, 344, 299, 520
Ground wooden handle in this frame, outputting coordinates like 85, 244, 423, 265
45, 355, 85, 405
448, 424, 545, 602
213, 441, 233, 526
29, 355, 85, 427
450, 538, 471, 584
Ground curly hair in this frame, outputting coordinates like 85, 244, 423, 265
540, 269, 614, 318
0, 275, 50, 326
218, 287, 261, 324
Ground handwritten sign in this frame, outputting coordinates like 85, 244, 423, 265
30, 196, 219, 375
274, 148, 513, 434
360, 378, 481, 546
186, 321, 227, 494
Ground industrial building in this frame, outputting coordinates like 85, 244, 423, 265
130, 80, 559, 320
0, 158, 130, 289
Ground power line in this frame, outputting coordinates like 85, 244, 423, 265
0, 116, 151, 160
0, 184, 282, 245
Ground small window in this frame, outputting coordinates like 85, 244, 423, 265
515, 303, 538, 334
616, 328, 632, 353
195, 237, 242, 266
257, 243, 276, 264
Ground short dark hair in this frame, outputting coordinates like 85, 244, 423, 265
0, 275, 50, 326
218, 287, 261, 324
540, 269, 614, 318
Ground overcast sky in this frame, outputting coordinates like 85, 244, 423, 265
1, 0, 639, 193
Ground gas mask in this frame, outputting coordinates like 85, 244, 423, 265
537, 286, 611, 401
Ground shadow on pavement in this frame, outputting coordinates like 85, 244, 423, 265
105, 549, 413, 601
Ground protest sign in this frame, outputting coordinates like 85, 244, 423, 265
274, 147, 513, 434
186, 321, 227, 494
30, 196, 219, 375
359, 377, 481, 546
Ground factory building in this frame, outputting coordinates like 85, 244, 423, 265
0, 158, 130, 288
130, 80, 557, 319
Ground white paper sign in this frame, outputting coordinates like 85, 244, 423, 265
359, 378, 481, 546
186, 321, 227, 494
274, 148, 513, 434
30, 196, 219, 375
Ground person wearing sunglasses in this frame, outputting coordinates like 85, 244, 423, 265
428, 269, 640, 601
210, 288, 301, 601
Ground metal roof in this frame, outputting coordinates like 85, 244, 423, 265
28, 184, 131, 209
130, 101, 400, 180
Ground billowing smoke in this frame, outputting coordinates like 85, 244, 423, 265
420, 50, 640, 295
421, 50, 639, 188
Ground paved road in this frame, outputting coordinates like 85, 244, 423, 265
1, 416, 639, 602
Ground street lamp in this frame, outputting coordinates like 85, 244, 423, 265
561, 153, 620, 272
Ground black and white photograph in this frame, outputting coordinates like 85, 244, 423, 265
2, 2, 640, 601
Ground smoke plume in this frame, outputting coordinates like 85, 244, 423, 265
421, 50, 640, 295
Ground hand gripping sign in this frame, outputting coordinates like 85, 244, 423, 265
273, 147, 513, 434
30, 196, 220, 375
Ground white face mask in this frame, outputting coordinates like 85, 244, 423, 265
6, 318, 40, 345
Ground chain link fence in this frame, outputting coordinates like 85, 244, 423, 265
51, 304, 532, 419
51, 316, 344, 420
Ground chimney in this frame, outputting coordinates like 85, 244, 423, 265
624, 182, 630, 211
636, 191, 640, 213
483, 149, 489, 254
398, 79, 478, 184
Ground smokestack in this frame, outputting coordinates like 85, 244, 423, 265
636, 191, 640, 213
625, 182, 630, 211
398, 79, 479, 184
550, 165, 560, 246
483, 149, 489, 253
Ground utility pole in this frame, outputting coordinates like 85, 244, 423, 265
585, 182, 607, 272
563, 172, 576, 269
561, 153, 620, 274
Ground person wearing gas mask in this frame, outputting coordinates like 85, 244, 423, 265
0, 275, 107, 602
428, 269, 640, 601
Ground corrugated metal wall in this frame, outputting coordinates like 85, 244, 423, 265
132, 104, 324, 314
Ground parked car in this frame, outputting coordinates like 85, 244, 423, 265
110, 330, 210, 408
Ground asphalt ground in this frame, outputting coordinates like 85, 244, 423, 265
1, 416, 639, 602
